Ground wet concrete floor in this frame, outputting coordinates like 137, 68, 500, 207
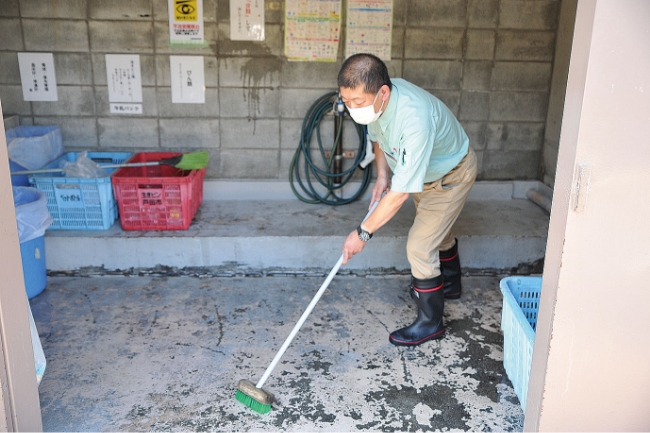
31, 273, 524, 431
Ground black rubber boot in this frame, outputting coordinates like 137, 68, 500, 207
389, 275, 445, 346
440, 239, 462, 299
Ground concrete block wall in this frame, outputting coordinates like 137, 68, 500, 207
0, 0, 561, 181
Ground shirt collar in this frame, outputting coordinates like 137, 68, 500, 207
376, 83, 398, 132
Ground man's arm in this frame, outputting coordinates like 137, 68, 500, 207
341, 141, 410, 265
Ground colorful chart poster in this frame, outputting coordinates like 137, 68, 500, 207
168, 0, 205, 45
345, 0, 393, 60
230, 0, 265, 41
284, 0, 341, 62
17, 53, 58, 101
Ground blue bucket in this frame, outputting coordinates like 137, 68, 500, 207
20, 235, 47, 299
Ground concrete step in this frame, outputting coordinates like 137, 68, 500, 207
44, 182, 550, 272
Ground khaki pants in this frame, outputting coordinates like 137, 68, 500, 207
407, 147, 478, 279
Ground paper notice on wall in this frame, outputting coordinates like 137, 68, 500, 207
170, 56, 205, 103
230, 0, 265, 41
284, 0, 341, 62
105, 55, 143, 103
17, 53, 58, 101
346, 0, 393, 60
168, 0, 205, 45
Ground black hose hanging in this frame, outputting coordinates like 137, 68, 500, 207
289, 91, 371, 205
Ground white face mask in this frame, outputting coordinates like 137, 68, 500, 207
347, 89, 385, 125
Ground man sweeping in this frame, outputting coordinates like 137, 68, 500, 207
339, 53, 477, 347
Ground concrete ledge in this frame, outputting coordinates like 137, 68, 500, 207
44, 196, 550, 272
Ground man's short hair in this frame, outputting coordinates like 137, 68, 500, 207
338, 53, 392, 94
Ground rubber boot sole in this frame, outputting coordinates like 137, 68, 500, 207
388, 328, 445, 346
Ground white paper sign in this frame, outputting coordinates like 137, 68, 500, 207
230, 0, 265, 41
18, 53, 58, 101
110, 103, 143, 114
168, 0, 204, 43
105, 55, 142, 103
170, 56, 205, 104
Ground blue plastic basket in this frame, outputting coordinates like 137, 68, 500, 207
500, 276, 542, 412
29, 152, 132, 230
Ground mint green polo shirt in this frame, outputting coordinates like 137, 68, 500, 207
367, 78, 469, 193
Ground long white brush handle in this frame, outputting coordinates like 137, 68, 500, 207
11, 161, 161, 175
256, 200, 380, 389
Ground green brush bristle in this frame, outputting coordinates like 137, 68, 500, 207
175, 151, 209, 170
235, 389, 272, 414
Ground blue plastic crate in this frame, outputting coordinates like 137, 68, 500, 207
29, 152, 131, 230
500, 276, 542, 412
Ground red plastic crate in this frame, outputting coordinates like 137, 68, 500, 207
111, 152, 205, 230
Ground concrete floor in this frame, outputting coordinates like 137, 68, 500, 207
30, 273, 525, 432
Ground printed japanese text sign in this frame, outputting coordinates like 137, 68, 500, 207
105, 55, 143, 103
230, 0, 265, 41
345, 0, 393, 60
168, 0, 205, 44
18, 53, 58, 101
170, 56, 205, 103
284, 0, 341, 62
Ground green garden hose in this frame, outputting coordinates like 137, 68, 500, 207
289, 91, 372, 205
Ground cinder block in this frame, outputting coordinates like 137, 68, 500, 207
220, 118, 279, 149
90, 0, 152, 20
280, 119, 302, 150
0, 85, 32, 115
391, 27, 404, 59
98, 117, 159, 148
157, 88, 219, 117
53, 54, 93, 85
219, 57, 281, 88
481, 150, 540, 179
32, 86, 96, 116
489, 92, 549, 122
491, 62, 552, 91
473, 148, 484, 178
0, 53, 20, 84
154, 21, 217, 55
393, 0, 406, 25
155, 55, 218, 87
405, 28, 464, 59
20, 0, 86, 18
486, 122, 545, 150
95, 87, 158, 116
386, 60, 403, 79
33, 116, 99, 148
468, 0, 498, 28
219, 148, 280, 178
466, 30, 495, 60
460, 121, 487, 149
280, 88, 337, 119
281, 60, 341, 89
499, 0, 559, 30
0, 19, 22, 50
459, 91, 490, 121
219, 87, 281, 118
0, 1, 19, 17
264, 1, 283, 24
89, 21, 153, 53
23, 19, 89, 52
406, 0, 466, 27
402, 60, 462, 90
218, 23, 282, 56
430, 90, 460, 116
462, 61, 492, 90
92, 54, 155, 86
542, 142, 558, 185
495, 31, 555, 61
160, 118, 219, 148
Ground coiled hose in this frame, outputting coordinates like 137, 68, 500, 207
289, 91, 372, 205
